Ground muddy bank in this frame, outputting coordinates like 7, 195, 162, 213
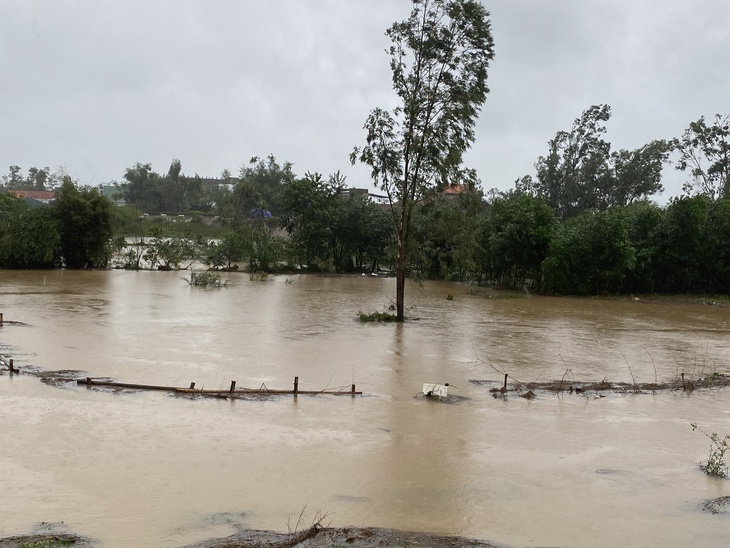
180, 525, 500, 548
0, 533, 92, 547
0, 528, 498, 548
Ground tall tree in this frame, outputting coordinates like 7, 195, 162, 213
240, 154, 295, 217
351, 0, 495, 321
122, 163, 164, 212
531, 105, 669, 218
542, 208, 635, 295
674, 113, 730, 199
533, 104, 613, 219
54, 177, 114, 268
607, 140, 670, 208
280, 172, 339, 269
483, 193, 557, 290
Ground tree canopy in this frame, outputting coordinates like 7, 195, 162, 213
674, 113, 730, 199
523, 104, 671, 219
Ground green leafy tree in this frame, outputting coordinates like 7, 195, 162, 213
607, 140, 671, 207
653, 195, 716, 293
542, 209, 635, 294
705, 198, 730, 293
352, 0, 495, 321
158, 159, 205, 213
54, 178, 114, 268
204, 229, 247, 270
674, 114, 730, 199
122, 163, 164, 212
240, 154, 295, 217
622, 201, 664, 293
1, 165, 25, 189
411, 190, 485, 281
227, 181, 263, 225
0, 194, 61, 268
531, 105, 669, 218
245, 223, 285, 272
335, 194, 392, 272
281, 172, 339, 270
483, 193, 556, 290
533, 105, 612, 219
142, 224, 202, 271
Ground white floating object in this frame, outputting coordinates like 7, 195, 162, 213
423, 383, 449, 398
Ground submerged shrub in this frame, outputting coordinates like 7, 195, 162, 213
691, 422, 730, 478
357, 311, 398, 323
185, 270, 228, 288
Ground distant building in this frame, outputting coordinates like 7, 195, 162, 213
200, 177, 240, 193
7, 190, 56, 206
339, 187, 370, 200
97, 184, 126, 206
442, 184, 472, 201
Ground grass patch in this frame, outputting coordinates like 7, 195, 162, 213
357, 311, 398, 322
19, 541, 76, 548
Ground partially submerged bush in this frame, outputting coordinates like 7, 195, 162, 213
185, 270, 228, 288
357, 311, 398, 322
691, 422, 730, 478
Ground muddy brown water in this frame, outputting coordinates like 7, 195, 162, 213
0, 270, 729, 548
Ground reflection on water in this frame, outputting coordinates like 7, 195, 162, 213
0, 270, 729, 547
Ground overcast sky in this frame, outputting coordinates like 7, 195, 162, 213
1, 0, 728, 201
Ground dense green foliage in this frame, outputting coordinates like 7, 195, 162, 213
281, 172, 391, 272
0, 179, 112, 269
122, 159, 209, 214
520, 104, 671, 219
55, 179, 114, 268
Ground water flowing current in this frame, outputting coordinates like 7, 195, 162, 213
0, 270, 729, 547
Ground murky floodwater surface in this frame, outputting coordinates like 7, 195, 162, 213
0, 270, 729, 547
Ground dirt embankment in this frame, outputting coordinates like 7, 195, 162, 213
0, 528, 499, 548
182, 525, 500, 548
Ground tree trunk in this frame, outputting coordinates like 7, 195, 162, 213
396, 232, 406, 322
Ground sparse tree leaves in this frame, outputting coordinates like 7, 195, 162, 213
674, 113, 730, 199
352, 0, 495, 320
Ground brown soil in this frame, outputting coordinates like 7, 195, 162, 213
0, 528, 499, 548
180, 526, 500, 547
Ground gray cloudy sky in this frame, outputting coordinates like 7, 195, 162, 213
1, 0, 728, 201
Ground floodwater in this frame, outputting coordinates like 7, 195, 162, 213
0, 270, 729, 548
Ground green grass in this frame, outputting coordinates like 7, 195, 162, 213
19, 540, 75, 548
357, 311, 398, 322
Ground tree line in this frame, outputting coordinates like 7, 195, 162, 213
1, 104, 727, 296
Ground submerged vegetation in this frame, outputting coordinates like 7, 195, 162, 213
357, 311, 398, 323
184, 270, 228, 288
691, 423, 730, 478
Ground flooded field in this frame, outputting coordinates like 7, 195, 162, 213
0, 270, 729, 547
